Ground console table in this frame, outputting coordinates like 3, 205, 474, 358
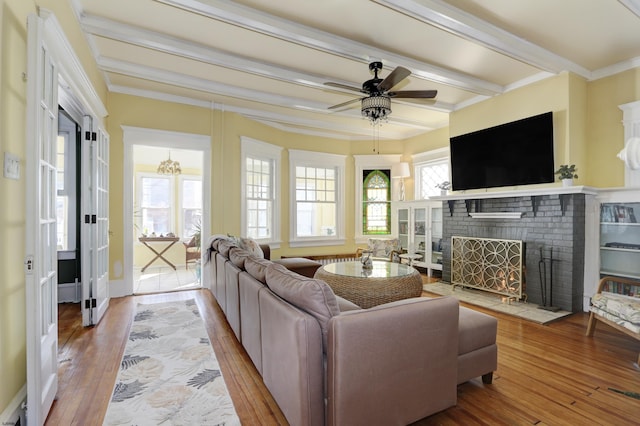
138, 236, 180, 272
314, 261, 422, 308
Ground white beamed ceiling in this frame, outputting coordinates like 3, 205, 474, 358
73, 0, 640, 140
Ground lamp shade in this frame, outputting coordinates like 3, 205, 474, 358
391, 162, 410, 178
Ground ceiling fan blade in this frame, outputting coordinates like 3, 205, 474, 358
388, 90, 437, 99
328, 97, 362, 110
324, 82, 364, 94
376, 66, 411, 92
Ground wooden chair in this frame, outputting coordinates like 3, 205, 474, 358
183, 236, 200, 269
586, 276, 640, 365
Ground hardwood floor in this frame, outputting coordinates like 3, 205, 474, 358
48, 287, 640, 425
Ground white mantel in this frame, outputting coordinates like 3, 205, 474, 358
430, 185, 599, 201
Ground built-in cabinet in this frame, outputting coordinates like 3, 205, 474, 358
392, 201, 443, 276
599, 201, 640, 280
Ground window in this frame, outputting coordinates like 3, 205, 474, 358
56, 132, 69, 250
56, 111, 78, 252
290, 150, 345, 246
181, 176, 202, 239
413, 148, 450, 199
362, 170, 391, 235
241, 137, 281, 243
354, 154, 400, 241
139, 174, 172, 235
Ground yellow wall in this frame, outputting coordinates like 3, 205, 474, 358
1, 0, 639, 416
587, 68, 640, 186
0, 0, 107, 415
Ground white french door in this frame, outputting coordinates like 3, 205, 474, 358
26, 10, 110, 423
25, 14, 59, 425
81, 120, 110, 326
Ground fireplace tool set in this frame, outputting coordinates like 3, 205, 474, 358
538, 246, 561, 312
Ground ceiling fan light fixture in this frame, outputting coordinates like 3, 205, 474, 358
361, 95, 391, 125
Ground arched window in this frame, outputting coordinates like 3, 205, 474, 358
362, 169, 391, 235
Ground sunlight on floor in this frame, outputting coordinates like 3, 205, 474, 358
133, 265, 201, 294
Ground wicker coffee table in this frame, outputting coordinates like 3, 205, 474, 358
314, 261, 423, 308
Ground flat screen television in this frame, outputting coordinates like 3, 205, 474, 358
449, 111, 554, 191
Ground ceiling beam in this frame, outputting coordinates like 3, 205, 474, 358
374, 0, 592, 78
155, 0, 502, 96
98, 57, 436, 130
80, 14, 454, 114
618, 0, 640, 17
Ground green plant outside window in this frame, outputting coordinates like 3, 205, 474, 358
362, 169, 391, 235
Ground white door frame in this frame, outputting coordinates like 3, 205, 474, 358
25, 10, 107, 424
120, 126, 212, 296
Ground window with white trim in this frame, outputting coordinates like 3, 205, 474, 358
180, 176, 202, 239
290, 150, 345, 246
414, 148, 450, 199
138, 174, 172, 236
241, 137, 281, 243
354, 154, 400, 241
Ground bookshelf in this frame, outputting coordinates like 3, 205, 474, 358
600, 202, 640, 280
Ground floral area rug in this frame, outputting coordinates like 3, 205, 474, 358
103, 299, 240, 425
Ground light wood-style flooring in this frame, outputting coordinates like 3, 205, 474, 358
48, 287, 640, 425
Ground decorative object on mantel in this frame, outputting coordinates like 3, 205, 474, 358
391, 162, 410, 201
555, 164, 578, 187
436, 181, 451, 196
617, 137, 640, 170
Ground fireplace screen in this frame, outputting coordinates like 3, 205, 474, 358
451, 236, 524, 300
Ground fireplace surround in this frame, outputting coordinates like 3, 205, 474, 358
436, 187, 597, 313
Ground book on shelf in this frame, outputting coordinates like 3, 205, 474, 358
603, 280, 639, 297
601, 204, 638, 223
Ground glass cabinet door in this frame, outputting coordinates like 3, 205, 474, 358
397, 207, 409, 250
430, 206, 443, 267
600, 202, 640, 279
413, 207, 426, 256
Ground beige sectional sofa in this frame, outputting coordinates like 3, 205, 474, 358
205, 236, 497, 426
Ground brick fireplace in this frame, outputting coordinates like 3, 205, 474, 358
439, 189, 592, 312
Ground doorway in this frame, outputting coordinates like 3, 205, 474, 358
122, 126, 212, 296
132, 145, 204, 294
57, 108, 82, 304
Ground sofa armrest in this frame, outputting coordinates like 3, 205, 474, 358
326, 296, 459, 426
259, 243, 271, 260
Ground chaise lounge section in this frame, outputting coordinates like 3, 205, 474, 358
205, 235, 497, 425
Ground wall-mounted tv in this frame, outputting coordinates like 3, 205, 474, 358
450, 111, 554, 191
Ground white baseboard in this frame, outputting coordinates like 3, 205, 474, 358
109, 279, 130, 298
0, 384, 26, 426
58, 281, 81, 303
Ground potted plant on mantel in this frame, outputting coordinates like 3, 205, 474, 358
555, 164, 578, 187
436, 181, 451, 195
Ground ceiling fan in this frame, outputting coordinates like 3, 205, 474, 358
324, 61, 437, 123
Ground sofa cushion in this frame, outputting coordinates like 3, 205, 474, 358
336, 295, 362, 312
458, 306, 498, 355
245, 256, 273, 284
265, 263, 339, 350
591, 292, 640, 333
229, 247, 253, 269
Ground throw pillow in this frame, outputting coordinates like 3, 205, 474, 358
238, 237, 264, 258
